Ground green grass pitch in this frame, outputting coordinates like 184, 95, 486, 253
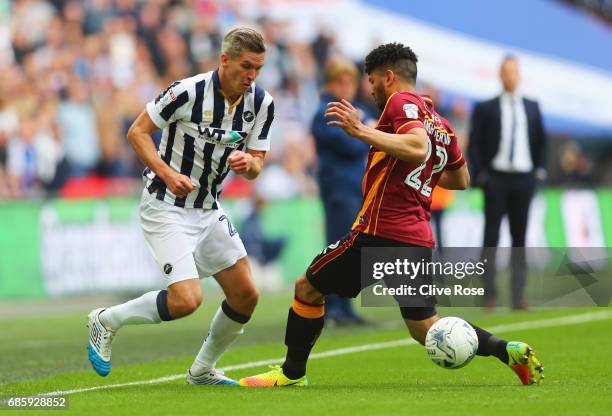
1, 292, 611, 416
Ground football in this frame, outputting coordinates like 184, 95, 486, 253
425, 317, 479, 369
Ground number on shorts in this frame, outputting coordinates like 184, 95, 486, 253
316, 240, 340, 257
219, 215, 237, 237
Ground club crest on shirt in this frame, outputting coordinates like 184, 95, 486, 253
243, 110, 255, 122
403, 103, 419, 119
158, 89, 176, 107
155, 81, 180, 106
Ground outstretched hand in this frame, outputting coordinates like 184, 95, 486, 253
324, 99, 364, 137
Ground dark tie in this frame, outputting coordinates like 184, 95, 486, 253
508, 96, 517, 166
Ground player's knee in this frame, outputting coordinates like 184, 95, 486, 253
167, 279, 204, 318
227, 285, 258, 313
294, 275, 322, 304
171, 292, 203, 317
190, 292, 204, 310
182, 297, 203, 316
294, 275, 309, 298
241, 286, 259, 310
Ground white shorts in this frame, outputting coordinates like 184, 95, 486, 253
139, 189, 247, 286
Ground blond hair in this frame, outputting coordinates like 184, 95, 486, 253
221, 27, 266, 58
324, 59, 359, 84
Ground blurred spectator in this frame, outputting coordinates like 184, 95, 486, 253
56, 77, 101, 177
558, 139, 594, 185
310, 26, 337, 84
84, 0, 114, 35
0, 96, 20, 197
6, 117, 39, 197
0, 96, 19, 140
11, 0, 57, 63
1, 0, 608, 202
257, 17, 290, 92
240, 195, 287, 291
254, 131, 317, 200
188, 16, 222, 73
0, 142, 7, 198
311, 59, 372, 326
241, 196, 286, 266
6, 111, 66, 197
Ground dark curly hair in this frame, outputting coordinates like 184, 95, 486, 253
364, 43, 418, 84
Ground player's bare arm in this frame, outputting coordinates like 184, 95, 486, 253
437, 164, 470, 190
228, 149, 266, 180
325, 99, 428, 163
127, 110, 196, 198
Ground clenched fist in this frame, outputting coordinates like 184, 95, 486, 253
165, 171, 197, 198
228, 150, 254, 175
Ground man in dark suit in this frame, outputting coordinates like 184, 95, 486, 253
468, 55, 547, 309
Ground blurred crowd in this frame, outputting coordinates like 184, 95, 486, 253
0, 0, 313, 198
0, 0, 609, 201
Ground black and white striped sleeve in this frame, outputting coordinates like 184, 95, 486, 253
146, 79, 192, 129
246, 91, 274, 151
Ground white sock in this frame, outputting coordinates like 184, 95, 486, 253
99, 291, 162, 331
190, 301, 249, 375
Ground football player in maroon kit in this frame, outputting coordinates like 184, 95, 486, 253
240, 43, 543, 387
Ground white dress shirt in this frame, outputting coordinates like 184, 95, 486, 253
491, 92, 533, 173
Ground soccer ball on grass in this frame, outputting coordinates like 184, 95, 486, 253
425, 317, 478, 369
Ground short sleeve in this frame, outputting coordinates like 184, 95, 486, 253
385, 93, 425, 134
445, 135, 466, 171
246, 91, 274, 151
146, 79, 191, 129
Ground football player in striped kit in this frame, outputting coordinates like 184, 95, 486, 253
87, 27, 274, 385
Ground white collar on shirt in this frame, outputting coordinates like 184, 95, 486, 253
501, 90, 523, 102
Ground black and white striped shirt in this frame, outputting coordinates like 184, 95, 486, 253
144, 69, 274, 209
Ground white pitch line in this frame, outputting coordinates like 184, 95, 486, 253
38, 310, 612, 397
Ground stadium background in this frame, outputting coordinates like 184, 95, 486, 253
1, 2, 612, 414
1, 0, 612, 299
